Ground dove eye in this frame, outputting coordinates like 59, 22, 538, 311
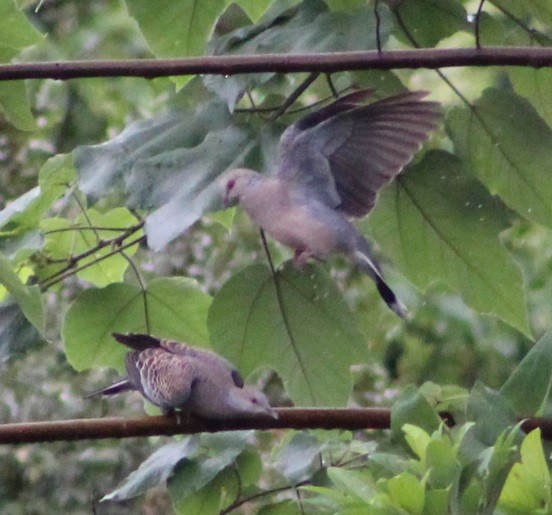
227, 179, 236, 192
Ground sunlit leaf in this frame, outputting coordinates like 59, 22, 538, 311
0, 251, 43, 332
208, 262, 367, 406
498, 429, 552, 513
40, 207, 143, 287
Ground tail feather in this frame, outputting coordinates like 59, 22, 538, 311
84, 379, 134, 399
112, 332, 161, 351
353, 237, 407, 318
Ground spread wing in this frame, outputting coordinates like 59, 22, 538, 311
277, 90, 442, 217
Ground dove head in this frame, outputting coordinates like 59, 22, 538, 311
227, 385, 278, 418
222, 168, 261, 207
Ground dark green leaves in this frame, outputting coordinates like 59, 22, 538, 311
447, 88, 552, 229
209, 263, 367, 407
74, 99, 252, 250
365, 150, 530, 336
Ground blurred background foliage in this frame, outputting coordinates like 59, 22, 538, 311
0, 0, 552, 513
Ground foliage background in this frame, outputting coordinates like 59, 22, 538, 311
1, 0, 552, 513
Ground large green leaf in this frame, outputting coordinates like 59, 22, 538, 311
501, 329, 552, 417
0, 251, 43, 332
125, 0, 224, 57
364, 150, 530, 336
74, 99, 253, 250
394, 0, 469, 47
447, 88, 552, 229
208, 262, 367, 407
62, 277, 211, 371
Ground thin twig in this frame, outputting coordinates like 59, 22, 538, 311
475, 0, 486, 50
374, 0, 382, 53
39, 222, 144, 288
269, 71, 319, 120
40, 235, 146, 290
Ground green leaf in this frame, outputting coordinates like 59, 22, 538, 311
0, 0, 42, 130
467, 382, 517, 447
327, 467, 376, 503
498, 429, 552, 513
40, 207, 143, 287
365, 150, 530, 336
206, 0, 393, 109
0, 154, 76, 233
447, 88, 552, 229
208, 262, 367, 406
402, 424, 432, 462
273, 432, 322, 484
387, 472, 425, 515
501, 328, 552, 417
103, 437, 200, 501
390, 386, 441, 442
509, 68, 552, 129
491, 0, 552, 25
74, 99, 252, 250
62, 277, 211, 371
394, 0, 469, 47
0, 296, 42, 361
169, 432, 250, 508
0, 251, 43, 332
0, 81, 37, 131
125, 0, 224, 57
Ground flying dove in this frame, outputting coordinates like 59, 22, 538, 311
87, 333, 276, 420
222, 90, 441, 317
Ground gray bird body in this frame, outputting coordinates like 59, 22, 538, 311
223, 90, 442, 316
87, 333, 276, 420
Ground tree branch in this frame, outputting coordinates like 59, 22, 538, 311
0, 408, 550, 444
2, 47, 552, 81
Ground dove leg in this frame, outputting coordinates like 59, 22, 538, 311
293, 248, 311, 268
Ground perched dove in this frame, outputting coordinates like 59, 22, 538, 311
222, 90, 441, 317
87, 333, 276, 420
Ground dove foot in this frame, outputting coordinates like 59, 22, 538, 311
293, 248, 312, 269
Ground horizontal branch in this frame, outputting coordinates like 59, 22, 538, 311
0, 408, 550, 444
2, 47, 552, 81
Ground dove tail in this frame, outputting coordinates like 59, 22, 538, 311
353, 237, 407, 318
84, 379, 134, 399
112, 332, 161, 351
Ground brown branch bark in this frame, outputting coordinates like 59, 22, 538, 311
0, 408, 549, 444
2, 47, 552, 81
